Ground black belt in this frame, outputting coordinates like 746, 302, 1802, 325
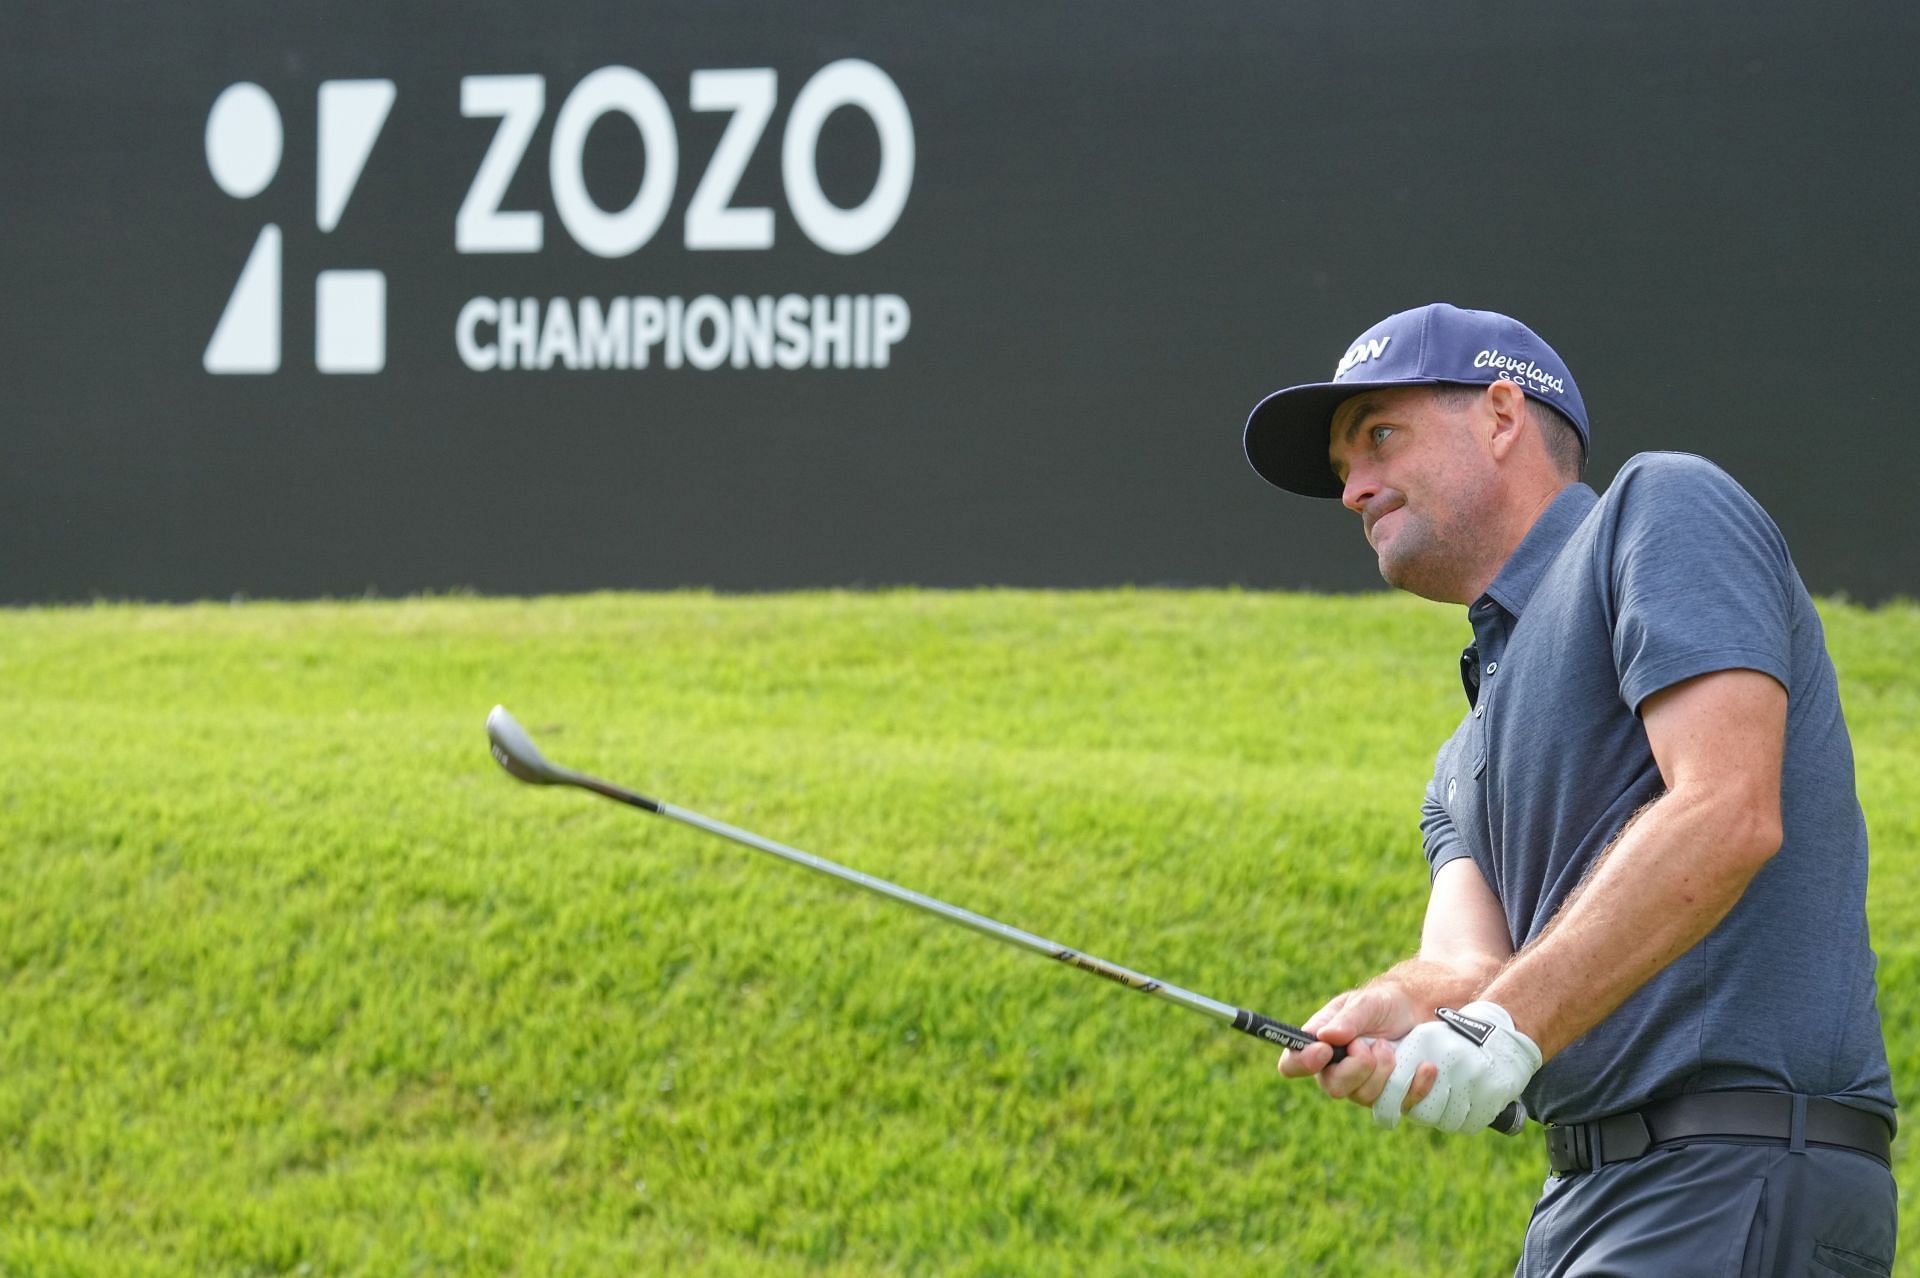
1545, 1092, 1893, 1177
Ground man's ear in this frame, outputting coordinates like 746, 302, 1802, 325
1484, 379, 1529, 461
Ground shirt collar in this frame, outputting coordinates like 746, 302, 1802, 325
1478, 482, 1599, 619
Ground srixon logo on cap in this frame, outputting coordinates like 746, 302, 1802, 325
1335, 335, 1391, 378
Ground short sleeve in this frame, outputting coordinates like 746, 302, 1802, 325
1601, 454, 1794, 714
1421, 762, 1471, 882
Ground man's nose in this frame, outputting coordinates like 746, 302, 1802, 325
1341, 468, 1379, 515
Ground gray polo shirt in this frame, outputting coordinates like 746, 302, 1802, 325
1420, 451, 1894, 1126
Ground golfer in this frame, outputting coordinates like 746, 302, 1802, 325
1250, 303, 1896, 1274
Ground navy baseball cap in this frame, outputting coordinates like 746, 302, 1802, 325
1243, 303, 1589, 498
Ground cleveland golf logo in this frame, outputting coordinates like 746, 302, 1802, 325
1473, 349, 1567, 396
204, 80, 396, 375
202, 61, 914, 377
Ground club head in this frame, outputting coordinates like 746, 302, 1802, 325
487, 705, 574, 785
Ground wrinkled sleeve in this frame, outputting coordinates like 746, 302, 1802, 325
1421, 761, 1470, 883
1602, 454, 1794, 713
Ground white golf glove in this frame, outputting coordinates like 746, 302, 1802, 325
1371, 1001, 1541, 1133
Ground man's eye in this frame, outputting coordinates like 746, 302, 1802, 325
1370, 425, 1394, 446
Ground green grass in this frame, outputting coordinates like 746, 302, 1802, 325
0, 590, 1913, 1275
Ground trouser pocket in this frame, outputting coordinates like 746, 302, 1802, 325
1810, 1241, 1893, 1278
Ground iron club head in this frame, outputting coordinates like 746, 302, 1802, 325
486, 705, 574, 785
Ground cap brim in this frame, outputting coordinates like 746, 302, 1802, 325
1243, 378, 1444, 498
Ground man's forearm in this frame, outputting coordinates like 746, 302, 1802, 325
1375, 856, 1513, 1021
1371, 952, 1505, 1020
1481, 785, 1779, 1060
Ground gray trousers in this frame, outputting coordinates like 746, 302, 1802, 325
1516, 1143, 1896, 1277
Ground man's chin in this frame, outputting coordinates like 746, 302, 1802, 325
1377, 545, 1454, 603
1374, 535, 1410, 586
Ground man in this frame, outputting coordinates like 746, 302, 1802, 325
1245, 303, 1896, 1274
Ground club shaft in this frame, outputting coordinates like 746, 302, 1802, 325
558, 758, 1320, 1050
658, 800, 1314, 1047
495, 715, 1523, 1134
660, 798, 1523, 1133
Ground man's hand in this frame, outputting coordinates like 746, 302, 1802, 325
1277, 984, 1439, 1114
1278, 861, 1513, 1120
1370, 1001, 1540, 1132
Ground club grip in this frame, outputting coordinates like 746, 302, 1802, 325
1323, 1045, 1525, 1133
1237, 1008, 1527, 1135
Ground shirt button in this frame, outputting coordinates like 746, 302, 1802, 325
1474, 706, 1485, 719
1486, 661, 1499, 675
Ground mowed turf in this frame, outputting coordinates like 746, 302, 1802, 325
1, 590, 1914, 1276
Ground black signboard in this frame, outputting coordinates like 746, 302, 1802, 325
6, 3, 1916, 601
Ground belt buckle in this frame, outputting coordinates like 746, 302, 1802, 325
1545, 1123, 1592, 1177
1594, 1111, 1652, 1166
1546, 1111, 1654, 1177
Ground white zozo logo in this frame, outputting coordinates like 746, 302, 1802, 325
204, 63, 916, 378
204, 80, 395, 375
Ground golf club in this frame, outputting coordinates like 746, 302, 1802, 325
486, 705, 1525, 1135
